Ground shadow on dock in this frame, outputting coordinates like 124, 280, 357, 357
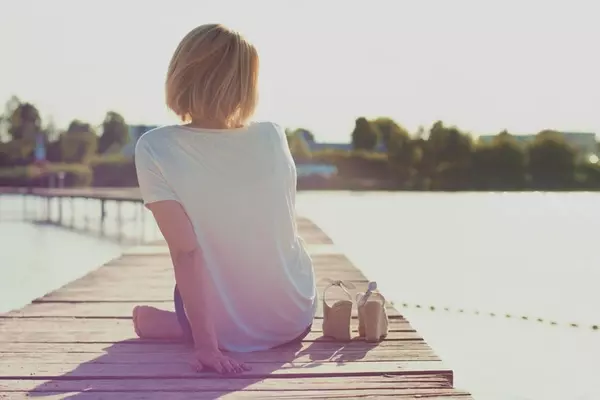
25, 337, 376, 399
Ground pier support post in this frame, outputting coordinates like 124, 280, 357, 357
22, 192, 27, 221
57, 197, 63, 225
84, 198, 90, 230
70, 197, 75, 228
100, 199, 106, 235
46, 196, 52, 223
116, 201, 123, 240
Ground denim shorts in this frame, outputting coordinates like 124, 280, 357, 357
173, 284, 312, 348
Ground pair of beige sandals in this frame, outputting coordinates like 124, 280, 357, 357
321, 280, 389, 342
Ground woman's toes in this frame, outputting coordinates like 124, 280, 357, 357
131, 306, 182, 339
132, 306, 144, 338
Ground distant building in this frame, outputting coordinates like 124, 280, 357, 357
289, 129, 387, 179
296, 129, 386, 153
121, 125, 159, 157
478, 134, 531, 145
560, 132, 598, 158
478, 131, 597, 160
296, 164, 337, 178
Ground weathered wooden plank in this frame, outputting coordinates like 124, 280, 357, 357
0, 330, 419, 343
34, 277, 371, 299
59, 265, 368, 288
36, 283, 372, 299
5, 301, 169, 318
33, 270, 379, 308
120, 244, 343, 257
120, 245, 170, 255
101, 253, 349, 266
36, 279, 369, 299
304, 244, 344, 255
0, 210, 471, 398
25, 251, 398, 314
300, 233, 334, 244
0, 317, 413, 333
32, 285, 393, 310
0, 374, 456, 392
0, 347, 439, 363
117, 231, 338, 256
0, 340, 424, 354
0, 360, 451, 379
5, 301, 402, 319
33, 265, 368, 303
101, 253, 360, 273
0, 339, 437, 364
70, 267, 366, 283
37, 276, 369, 295
0, 318, 417, 343
0, 391, 472, 400
0, 390, 473, 399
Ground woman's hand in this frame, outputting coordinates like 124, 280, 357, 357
192, 346, 252, 374
146, 201, 249, 375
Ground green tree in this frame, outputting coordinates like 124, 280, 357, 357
0, 114, 6, 143
287, 130, 312, 162
528, 130, 576, 189
0, 140, 35, 166
60, 120, 98, 163
40, 116, 63, 162
0, 96, 20, 141
305, 130, 315, 142
407, 137, 430, 189
575, 161, 600, 189
428, 121, 473, 165
383, 120, 419, 186
0, 143, 8, 166
98, 111, 129, 154
296, 128, 315, 142
286, 128, 315, 144
8, 102, 42, 141
0, 139, 38, 167
0, 99, 43, 165
351, 117, 378, 150
472, 131, 527, 190
423, 121, 473, 190
371, 117, 406, 149
43, 117, 59, 142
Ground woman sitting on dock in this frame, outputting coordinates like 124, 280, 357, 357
131, 24, 318, 374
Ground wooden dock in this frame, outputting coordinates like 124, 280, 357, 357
0, 189, 473, 399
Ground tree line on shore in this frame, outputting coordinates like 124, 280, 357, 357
0, 96, 134, 187
287, 117, 600, 191
1, 96, 599, 191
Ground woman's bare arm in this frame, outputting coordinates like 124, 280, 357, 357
146, 200, 248, 373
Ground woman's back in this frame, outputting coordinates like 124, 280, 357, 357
135, 121, 317, 351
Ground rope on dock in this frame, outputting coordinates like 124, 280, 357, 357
391, 301, 599, 331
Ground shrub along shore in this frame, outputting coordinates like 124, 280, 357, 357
1, 97, 599, 191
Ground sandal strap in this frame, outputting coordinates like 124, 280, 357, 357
357, 281, 381, 306
321, 278, 355, 302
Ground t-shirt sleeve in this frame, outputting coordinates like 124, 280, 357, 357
134, 138, 178, 205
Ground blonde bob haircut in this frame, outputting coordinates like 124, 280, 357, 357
165, 24, 259, 128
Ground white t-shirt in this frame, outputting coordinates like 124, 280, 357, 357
134, 122, 317, 352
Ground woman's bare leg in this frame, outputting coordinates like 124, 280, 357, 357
132, 305, 183, 339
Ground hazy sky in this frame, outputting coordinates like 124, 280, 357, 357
0, 0, 598, 141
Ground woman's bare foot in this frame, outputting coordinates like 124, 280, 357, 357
132, 305, 183, 339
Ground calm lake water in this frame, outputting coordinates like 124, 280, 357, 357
1, 192, 599, 400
